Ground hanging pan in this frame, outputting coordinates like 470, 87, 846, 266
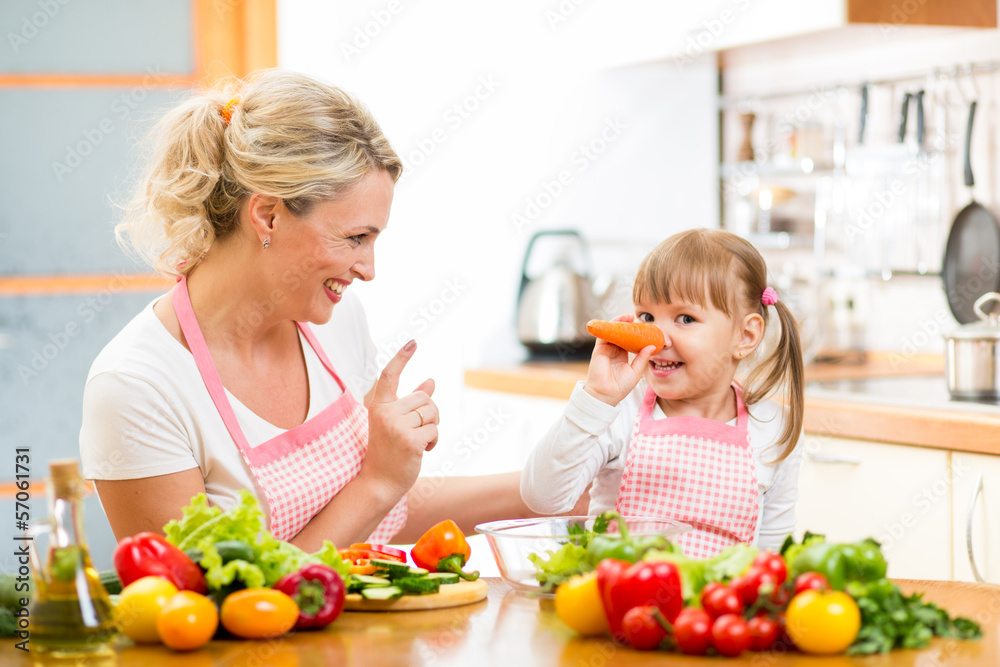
942, 100, 1000, 324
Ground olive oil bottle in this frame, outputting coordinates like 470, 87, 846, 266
28, 460, 118, 657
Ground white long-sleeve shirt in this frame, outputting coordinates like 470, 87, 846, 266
520, 382, 802, 552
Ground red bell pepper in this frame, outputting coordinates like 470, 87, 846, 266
113, 531, 207, 593
273, 563, 346, 630
411, 519, 479, 581
350, 543, 407, 563
596, 558, 683, 643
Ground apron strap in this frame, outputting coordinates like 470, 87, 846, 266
172, 276, 255, 454
638, 384, 751, 442
296, 322, 346, 394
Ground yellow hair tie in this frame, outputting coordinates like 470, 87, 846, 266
220, 98, 239, 125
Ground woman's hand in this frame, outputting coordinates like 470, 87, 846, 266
362, 340, 439, 501
583, 314, 657, 406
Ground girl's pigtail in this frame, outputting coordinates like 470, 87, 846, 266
745, 299, 804, 461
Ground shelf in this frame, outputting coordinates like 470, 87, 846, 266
720, 159, 840, 179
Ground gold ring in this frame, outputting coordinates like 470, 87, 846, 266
415, 408, 425, 428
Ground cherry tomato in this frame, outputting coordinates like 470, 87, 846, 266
622, 605, 667, 651
793, 572, 829, 596
752, 551, 788, 585
711, 613, 751, 657
731, 567, 778, 606
156, 591, 219, 651
747, 615, 781, 652
700, 581, 725, 599
672, 607, 713, 655
768, 582, 791, 607
701, 585, 743, 619
220, 588, 299, 639
785, 589, 861, 655
349, 543, 407, 563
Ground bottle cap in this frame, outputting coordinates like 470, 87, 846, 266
49, 459, 83, 498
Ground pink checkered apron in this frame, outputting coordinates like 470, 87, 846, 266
615, 384, 759, 559
172, 276, 406, 543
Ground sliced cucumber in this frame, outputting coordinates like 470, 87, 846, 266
407, 567, 430, 577
396, 577, 441, 595
370, 558, 413, 578
360, 585, 403, 601
351, 574, 392, 586
425, 572, 460, 585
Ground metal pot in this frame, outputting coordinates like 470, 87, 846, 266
944, 292, 1000, 400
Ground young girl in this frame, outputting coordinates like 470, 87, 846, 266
521, 228, 805, 558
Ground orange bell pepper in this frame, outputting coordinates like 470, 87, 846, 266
411, 519, 479, 581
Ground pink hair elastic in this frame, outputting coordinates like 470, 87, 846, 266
761, 287, 779, 306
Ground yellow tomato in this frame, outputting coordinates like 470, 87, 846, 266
156, 591, 219, 651
116, 576, 179, 643
786, 589, 861, 655
220, 588, 299, 639
554, 571, 609, 636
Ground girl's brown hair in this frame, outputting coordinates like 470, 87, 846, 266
116, 69, 403, 276
632, 228, 804, 460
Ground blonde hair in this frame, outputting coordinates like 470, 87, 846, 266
632, 228, 804, 460
116, 69, 403, 276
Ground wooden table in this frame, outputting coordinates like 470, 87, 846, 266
14, 578, 1000, 666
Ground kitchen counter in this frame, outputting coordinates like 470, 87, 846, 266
463, 353, 1000, 455
15, 578, 998, 666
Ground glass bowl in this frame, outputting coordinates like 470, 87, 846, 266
475, 516, 690, 596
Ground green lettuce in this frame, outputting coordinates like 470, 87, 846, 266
528, 543, 590, 593
164, 490, 349, 591
645, 544, 758, 602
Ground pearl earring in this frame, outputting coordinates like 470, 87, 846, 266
262, 237, 270, 249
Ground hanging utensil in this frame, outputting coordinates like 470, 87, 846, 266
942, 99, 1000, 324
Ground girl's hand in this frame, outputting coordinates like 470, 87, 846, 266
583, 314, 657, 406
362, 341, 439, 500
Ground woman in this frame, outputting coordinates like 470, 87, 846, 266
80, 69, 550, 552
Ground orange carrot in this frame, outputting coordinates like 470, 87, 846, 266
586, 320, 664, 354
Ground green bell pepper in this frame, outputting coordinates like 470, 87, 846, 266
790, 538, 887, 590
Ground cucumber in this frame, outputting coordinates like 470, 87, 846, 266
360, 585, 403, 601
425, 572, 460, 585
214, 540, 255, 564
98, 569, 122, 595
349, 574, 392, 591
407, 567, 430, 577
370, 558, 412, 578
396, 577, 440, 595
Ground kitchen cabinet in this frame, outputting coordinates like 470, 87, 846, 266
700, 0, 995, 53
952, 452, 1000, 584
795, 435, 952, 580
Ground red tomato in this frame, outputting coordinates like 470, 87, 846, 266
700, 581, 725, 599
349, 543, 406, 563
732, 568, 778, 606
701, 586, 743, 619
747, 615, 781, 651
793, 572, 829, 596
768, 582, 791, 607
672, 607, 713, 655
711, 614, 752, 657
752, 551, 788, 585
621, 606, 667, 651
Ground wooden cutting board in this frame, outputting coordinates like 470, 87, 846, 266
343, 579, 489, 612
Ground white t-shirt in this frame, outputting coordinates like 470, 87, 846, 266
520, 382, 801, 553
79, 290, 380, 526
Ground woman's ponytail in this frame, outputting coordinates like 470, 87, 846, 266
116, 70, 402, 276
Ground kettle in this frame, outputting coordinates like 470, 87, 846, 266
516, 230, 620, 358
